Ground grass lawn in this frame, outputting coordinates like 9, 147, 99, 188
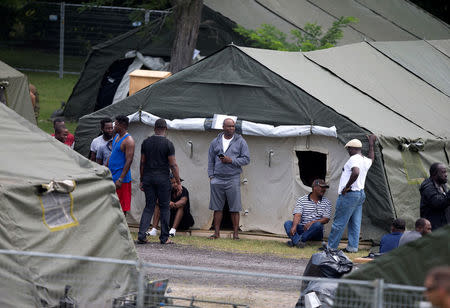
26, 71, 79, 134
0, 48, 85, 72
131, 233, 371, 261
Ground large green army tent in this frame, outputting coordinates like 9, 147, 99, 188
74, 41, 449, 241
0, 60, 36, 124
0, 103, 138, 307
63, 5, 245, 120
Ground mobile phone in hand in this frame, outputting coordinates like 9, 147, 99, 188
218, 154, 224, 158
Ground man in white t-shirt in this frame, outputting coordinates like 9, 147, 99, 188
89, 118, 113, 161
327, 135, 377, 252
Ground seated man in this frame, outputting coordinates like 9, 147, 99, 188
284, 179, 332, 248
379, 218, 405, 253
398, 218, 432, 247
147, 175, 194, 237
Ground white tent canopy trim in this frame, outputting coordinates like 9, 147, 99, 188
128, 111, 338, 138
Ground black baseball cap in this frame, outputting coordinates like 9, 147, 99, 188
312, 179, 329, 188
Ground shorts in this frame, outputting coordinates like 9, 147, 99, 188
116, 182, 131, 212
209, 175, 242, 212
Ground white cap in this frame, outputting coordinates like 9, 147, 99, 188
345, 139, 362, 148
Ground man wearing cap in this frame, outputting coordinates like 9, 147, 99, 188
327, 135, 376, 252
284, 179, 332, 248
137, 118, 182, 245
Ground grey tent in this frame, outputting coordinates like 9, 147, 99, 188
0, 103, 138, 307
74, 41, 450, 241
205, 0, 450, 45
0, 60, 36, 124
63, 5, 245, 120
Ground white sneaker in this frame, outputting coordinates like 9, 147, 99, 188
146, 228, 157, 236
169, 228, 176, 237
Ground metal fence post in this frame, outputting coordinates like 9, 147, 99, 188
145, 10, 150, 24
136, 260, 145, 308
59, 2, 65, 79
373, 279, 385, 308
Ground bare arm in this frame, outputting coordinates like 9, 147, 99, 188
139, 153, 146, 190
304, 217, 330, 231
168, 155, 182, 194
116, 136, 135, 187
290, 214, 302, 236
342, 167, 360, 195
171, 196, 188, 209
90, 151, 97, 161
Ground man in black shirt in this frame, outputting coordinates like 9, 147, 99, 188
137, 119, 182, 244
420, 162, 449, 230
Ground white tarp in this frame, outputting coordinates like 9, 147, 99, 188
128, 111, 337, 138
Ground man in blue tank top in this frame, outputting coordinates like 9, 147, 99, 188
107, 115, 135, 215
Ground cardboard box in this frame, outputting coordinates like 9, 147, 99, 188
129, 70, 171, 95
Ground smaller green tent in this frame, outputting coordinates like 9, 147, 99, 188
0, 103, 138, 307
332, 225, 450, 307
63, 5, 245, 120
346, 225, 450, 286
0, 60, 36, 124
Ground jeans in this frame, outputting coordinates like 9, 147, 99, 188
284, 221, 324, 245
327, 190, 366, 251
138, 177, 171, 243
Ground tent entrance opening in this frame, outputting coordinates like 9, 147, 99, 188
296, 150, 327, 187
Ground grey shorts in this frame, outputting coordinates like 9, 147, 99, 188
209, 175, 242, 212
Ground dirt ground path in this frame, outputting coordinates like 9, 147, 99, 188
136, 241, 309, 307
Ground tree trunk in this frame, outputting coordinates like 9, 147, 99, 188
169, 0, 203, 73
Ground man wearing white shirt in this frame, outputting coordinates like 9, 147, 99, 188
327, 135, 377, 252
89, 118, 113, 161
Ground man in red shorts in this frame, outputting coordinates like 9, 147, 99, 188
107, 115, 135, 215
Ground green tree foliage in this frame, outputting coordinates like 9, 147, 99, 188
234, 16, 358, 52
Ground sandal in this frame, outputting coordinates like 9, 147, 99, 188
161, 239, 174, 245
209, 234, 219, 239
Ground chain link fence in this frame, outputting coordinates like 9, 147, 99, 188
0, 249, 430, 308
0, 2, 169, 76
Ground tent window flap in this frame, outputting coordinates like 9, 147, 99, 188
39, 192, 78, 231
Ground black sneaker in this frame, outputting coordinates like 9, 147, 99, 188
296, 241, 306, 248
286, 240, 294, 247
135, 239, 148, 245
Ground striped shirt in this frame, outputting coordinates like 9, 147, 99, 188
293, 193, 332, 225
